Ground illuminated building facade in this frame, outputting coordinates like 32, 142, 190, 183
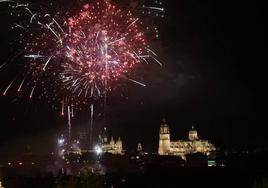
102, 137, 124, 155
158, 120, 216, 160
98, 127, 124, 155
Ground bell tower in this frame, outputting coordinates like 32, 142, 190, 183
158, 119, 170, 155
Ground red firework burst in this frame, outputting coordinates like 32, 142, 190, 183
58, 0, 147, 97
1, 0, 164, 112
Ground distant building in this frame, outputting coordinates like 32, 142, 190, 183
137, 143, 142, 152
102, 137, 124, 155
136, 143, 148, 155
98, 127, 124, 155
158, 119, 216, 160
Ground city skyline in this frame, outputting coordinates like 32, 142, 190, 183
0, 1, 263, 187
0, 0, 258, 156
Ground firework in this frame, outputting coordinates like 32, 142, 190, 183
1, 0, 164, 113
59, 1, 148, 98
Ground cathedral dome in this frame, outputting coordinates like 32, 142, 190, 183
188, 126, 199, 141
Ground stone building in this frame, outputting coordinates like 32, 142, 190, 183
102, 137, 124, 155
158, 120, 216, 160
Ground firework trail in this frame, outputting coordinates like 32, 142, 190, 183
61, 100, 65, 116
0, 0, 14, 3
17, 77, 25, 92
128, 78, 146, 87
143, 6, 164, 12
3, 78, 16, 96
90, 104, 94, 148
29, 84, 36, 98
68, 105, 71, 140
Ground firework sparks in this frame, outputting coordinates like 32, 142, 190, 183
58, 2, 149, 97
1, 0, 164, 113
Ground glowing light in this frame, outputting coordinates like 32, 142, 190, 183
0, 180, 4, 188
94, 145, 103, 155
58, 138, 65, 145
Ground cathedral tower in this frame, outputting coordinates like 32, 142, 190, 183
158, 119, 170, 155
137, 143, 142, 152
116, 137, 123, 152
188, 126, 199, 141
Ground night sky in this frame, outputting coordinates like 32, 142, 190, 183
0, 0, 261, 156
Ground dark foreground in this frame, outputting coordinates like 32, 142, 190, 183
1, 167, 267, 188
1, 151, 268, 188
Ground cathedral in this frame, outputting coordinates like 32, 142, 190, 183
102, 136, 124, 155
98, 127, 124, 155
158, 120, 216, 160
